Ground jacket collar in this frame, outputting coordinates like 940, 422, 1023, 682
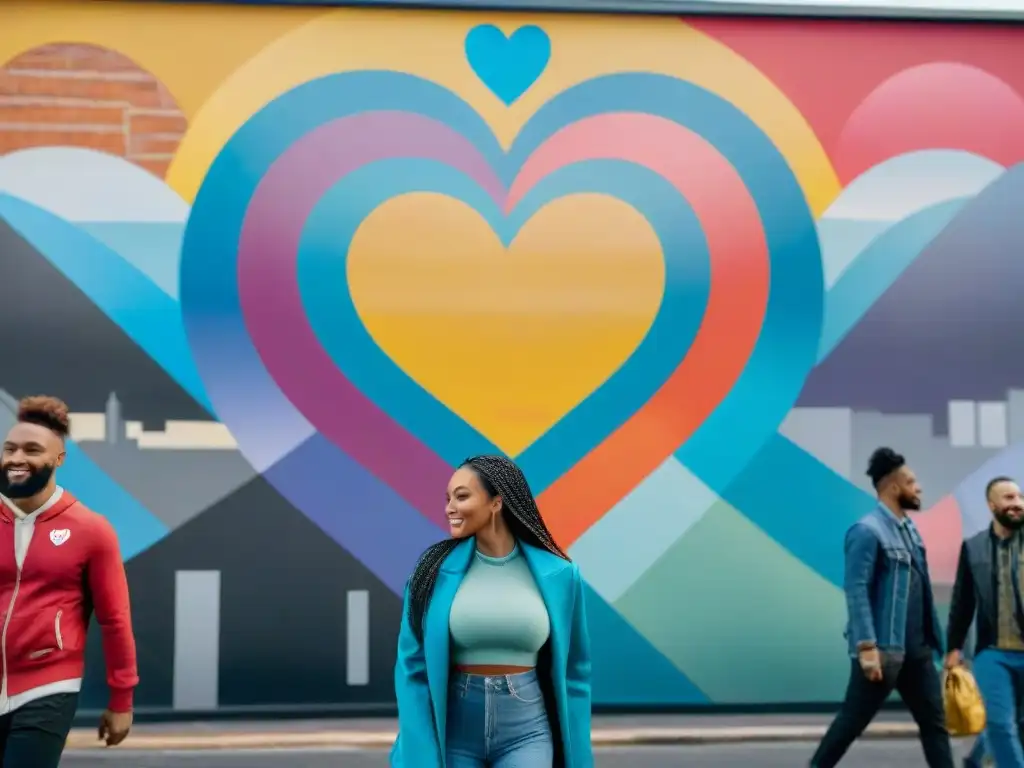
439, 536, 572, 579
0, 487, 75, 523
875, 503, 923, 545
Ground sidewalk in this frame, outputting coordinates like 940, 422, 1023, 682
64, 713, 930, 751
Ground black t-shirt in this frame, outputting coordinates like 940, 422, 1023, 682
898, 525, 936, 656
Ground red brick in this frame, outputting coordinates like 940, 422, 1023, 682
132, 157, 170, 178
128, 112, 186, 135
0, 128, 126, 155
0, 103, 125, 126
5, 43, 147, 74
0, 71, 166, 109
128, 135, 180, 156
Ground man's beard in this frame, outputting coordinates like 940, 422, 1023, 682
0, 464, 55, 500
995, 506, 1024, 531
897, 492, 921, 512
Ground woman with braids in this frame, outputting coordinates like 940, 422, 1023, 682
390, 455, 593, 768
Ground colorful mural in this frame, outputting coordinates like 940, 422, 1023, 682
2, 1, 1024, 710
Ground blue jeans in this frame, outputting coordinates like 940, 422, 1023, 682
965, 734, 988, 767
446, 670, 554, 767
974, 649, 1024, 767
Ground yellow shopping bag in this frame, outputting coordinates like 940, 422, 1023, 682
945, 665, 986, 736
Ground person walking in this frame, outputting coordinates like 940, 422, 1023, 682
0, 396, 137, 766
391, 454, 592, 767
811, 447, 954, 767
946, 476, 1024, 767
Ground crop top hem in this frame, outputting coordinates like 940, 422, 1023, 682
450, 649, 541, 667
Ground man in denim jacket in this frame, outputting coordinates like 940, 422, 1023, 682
811, 447, 954, 767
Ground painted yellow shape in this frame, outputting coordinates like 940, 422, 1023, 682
347, 193, 664, 453
0, 0, 319, 119
164, 9, 840, 214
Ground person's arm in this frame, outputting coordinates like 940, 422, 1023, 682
947, 541, 976, 654
566, 564, 594, 768
86, 516, 138, 712
393, 586, 442, 767
844, 523, 879, 649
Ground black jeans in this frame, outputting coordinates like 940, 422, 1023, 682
0, 693, 78, 768
811, 653, 954, 768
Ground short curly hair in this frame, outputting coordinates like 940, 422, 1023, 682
17, 395, 71, 439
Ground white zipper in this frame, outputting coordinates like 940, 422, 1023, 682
54, 610, 63, 651
1, 568, 22, 705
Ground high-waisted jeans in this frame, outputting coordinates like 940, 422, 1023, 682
446, 670, 553, 767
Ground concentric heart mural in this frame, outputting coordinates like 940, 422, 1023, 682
3, 3, 1024, 708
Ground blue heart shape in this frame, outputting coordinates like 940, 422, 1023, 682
180, 71, 822, 591
465, 24, 551, 105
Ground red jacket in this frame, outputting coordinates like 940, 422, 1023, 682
0, 490, 137, 711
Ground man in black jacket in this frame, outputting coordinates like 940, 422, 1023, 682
947, 476, 1024, 767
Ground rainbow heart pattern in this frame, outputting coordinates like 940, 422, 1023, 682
3, 7, 1024, 706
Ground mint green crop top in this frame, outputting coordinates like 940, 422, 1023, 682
449, 544, 551, 667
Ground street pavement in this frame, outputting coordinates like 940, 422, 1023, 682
60, 713, 984, 766
62, 740, 981, 767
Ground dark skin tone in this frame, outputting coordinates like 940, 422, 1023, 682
445, 467, 531, 676
1, 423, 132, 747
1, 422, 65, 513
859, 465, 924, 681
878, 465, 923, 519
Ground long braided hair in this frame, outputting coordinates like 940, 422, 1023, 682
407, 454, 569, 641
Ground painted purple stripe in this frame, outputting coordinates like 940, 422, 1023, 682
263, 433, 441, 594
238, 112, 503, 527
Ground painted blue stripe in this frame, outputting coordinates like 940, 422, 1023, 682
0, 194, 213, 414
713, 432, 876, 586
817, 198, 968, 363
300, 158, 710, 489
181, 70, 821, 595
62, 442, 169, 560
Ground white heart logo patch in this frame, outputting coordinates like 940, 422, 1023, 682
49, 529, 70, 546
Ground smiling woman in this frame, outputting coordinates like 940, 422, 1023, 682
393, 454, 592, 768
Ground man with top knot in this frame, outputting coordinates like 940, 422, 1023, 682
811, 447, 953, 767
0, 395, 137, 766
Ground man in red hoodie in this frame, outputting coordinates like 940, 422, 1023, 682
0, 395, 137, 766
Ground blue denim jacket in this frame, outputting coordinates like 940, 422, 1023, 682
844, 505, 944, 657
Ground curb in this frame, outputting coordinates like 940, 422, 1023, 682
64, 723, 923, 752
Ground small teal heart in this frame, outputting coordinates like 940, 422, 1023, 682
465, 24, 551, 105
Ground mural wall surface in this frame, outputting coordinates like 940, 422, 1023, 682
2, 1, 1024, 711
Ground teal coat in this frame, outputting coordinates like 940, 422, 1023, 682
390, 538, 594, 767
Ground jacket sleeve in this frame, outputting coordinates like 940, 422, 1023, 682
392, 586, 442, 767
566, 564, 594, 768
86, 516, 138, 712
844, 523, 879, 648
947, 541, 976, 653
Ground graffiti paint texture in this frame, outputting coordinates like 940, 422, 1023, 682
2, 1, 1024, 709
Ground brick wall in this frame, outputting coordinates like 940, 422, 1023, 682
0, 43, 187, 178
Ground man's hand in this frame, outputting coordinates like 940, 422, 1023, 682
858, 647, 883, 682
98, 710, 132, 747
944, 650, 963, 670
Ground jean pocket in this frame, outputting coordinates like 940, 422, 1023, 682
507, 676, 544, 705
